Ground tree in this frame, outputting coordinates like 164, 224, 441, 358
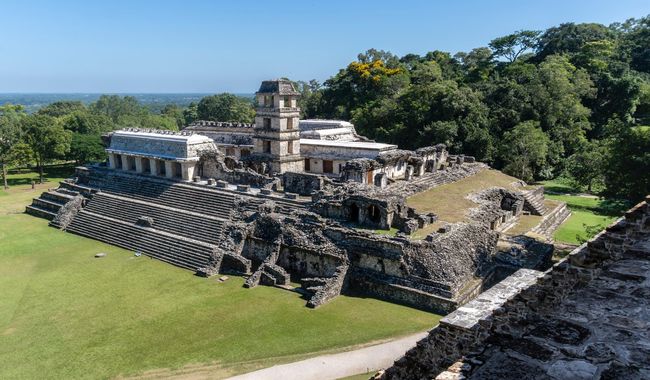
564, 140, 606, 192
603, 125, 650, 201
89, 95, 146, 123
22, 115, 72, 183
0, 104, 26, 189
69, 133, 105, 164
196, 94, 255, 123
60, 111, 114, 134
489, 30, 541, 62
161, 104, 185, 129
455, 47, 494, 82
183, 102, 199, 126
37, 101, 86, 117
500, 121, 549, 181
536, 23, 615, 59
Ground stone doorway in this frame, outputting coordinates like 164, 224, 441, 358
349, 203, 359, 223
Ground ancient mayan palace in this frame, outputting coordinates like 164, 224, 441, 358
26, 79, 570, 312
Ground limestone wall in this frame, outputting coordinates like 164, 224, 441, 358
380, 196, 650, 380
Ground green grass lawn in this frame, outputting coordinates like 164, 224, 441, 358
0, 171, 440, 379
545, 193, 628, 245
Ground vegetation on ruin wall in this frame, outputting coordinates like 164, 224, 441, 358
297, 16, 650, 202
0, 170, 440, 379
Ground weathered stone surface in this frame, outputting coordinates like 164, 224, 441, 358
381, 197, 650, 380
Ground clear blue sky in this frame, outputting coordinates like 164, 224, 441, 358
1, 0, 649, 93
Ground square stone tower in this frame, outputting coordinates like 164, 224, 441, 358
253, 79, 304, 174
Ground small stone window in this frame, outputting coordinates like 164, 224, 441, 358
284, 96, 292, 107
304, 158, 311, 171
263, 118, 272, 128
263, 141, 271, 153
287, 141, 294, 154
286, 117, 293, 130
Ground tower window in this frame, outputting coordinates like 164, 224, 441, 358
287, 117, 293, 130
284, 96, 291, 107
288, 141, 294, 154
263, 118, 271, 128
263, 141, 271, 153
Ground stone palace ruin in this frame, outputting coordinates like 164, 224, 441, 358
26, 79, 568, 313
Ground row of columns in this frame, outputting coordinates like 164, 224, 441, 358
108, 153, 195, 181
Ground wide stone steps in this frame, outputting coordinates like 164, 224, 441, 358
86, 174, 235, 219
66, 210, 215, 270
25, 205, 58, 220
25, 188, 75, 221
83, 193, 225, 245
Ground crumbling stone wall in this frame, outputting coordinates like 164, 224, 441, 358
198, 150, 277, 188
282, 171, 325, 196
52, 195, 86, 230
379, 196, 650, 380
467, 187, 524, 230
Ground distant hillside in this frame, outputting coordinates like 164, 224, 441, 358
0, 93, 255, 113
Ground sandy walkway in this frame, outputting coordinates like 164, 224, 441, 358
225, 332, 427, 380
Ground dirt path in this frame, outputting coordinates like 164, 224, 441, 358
225, 332, 427, 380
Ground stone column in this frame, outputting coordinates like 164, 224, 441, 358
164, 161, 174, 179
108, 153, 117, 169
180, 163, 190, 181
182, 163, 196, 181
135, 157, 143, 173
120, 155, 129, 171
150, 159, 159, 176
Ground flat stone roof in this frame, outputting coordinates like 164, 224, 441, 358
112, 130, 212, 144
300, 138, 397, 151
299, 119, 354, 129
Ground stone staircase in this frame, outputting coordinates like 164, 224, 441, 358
83, 192, 226, 245
85, 172, 236, 219
530, 202, 571, 241
25, 188, 79, 221
521, 187, 548, 215
26, 168, 310, 273
66, 210, 216, 270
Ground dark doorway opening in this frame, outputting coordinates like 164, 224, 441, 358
349, 203, 359, 223
368, 204, 381, 223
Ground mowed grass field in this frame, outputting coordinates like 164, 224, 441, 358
0, 168, 440, 379
545, 193, 627, 245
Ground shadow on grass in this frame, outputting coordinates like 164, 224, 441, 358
6, 163, 76, 186
565, 198, 631, 217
